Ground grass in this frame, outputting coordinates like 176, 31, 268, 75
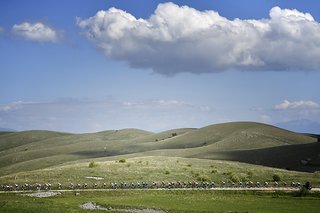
1, 156, 318, 187
0, 122, 318, 177
1, 190, 320, 213
1, 122, 319, 212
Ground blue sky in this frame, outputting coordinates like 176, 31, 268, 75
1, 0, 320, 133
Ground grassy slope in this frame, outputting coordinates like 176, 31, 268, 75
0, 122, 318, 178
0, 130, 71, 151
131, 128, 196, 143
0, 129, 152, 175
149, 122, 316, 150
1, 156, 319, 186
190, 142, 320, 172
0, 156, 320, 186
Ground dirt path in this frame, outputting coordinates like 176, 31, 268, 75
25, 191, 61, 197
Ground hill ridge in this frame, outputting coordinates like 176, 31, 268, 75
0, 121, 318, 176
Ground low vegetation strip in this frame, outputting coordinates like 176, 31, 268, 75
1, 190, 320, 213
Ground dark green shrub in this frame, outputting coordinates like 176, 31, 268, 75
230, 174, 240, 183
119, 159, 126, 163
272, 174, 281, 182
247, 171, 253, 177
197, 175, 211, 182
89, 161, 98, 168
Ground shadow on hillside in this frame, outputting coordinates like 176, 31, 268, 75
72, 150, 125, 158
190, 142, 320, 172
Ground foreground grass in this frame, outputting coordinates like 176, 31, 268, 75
1, 156, 319, 187
1, 190, 320, 213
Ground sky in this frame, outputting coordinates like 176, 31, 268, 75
0, 0, 320, 133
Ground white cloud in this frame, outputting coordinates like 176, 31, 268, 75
77, 3, 320, 75
275, 100, 319, 110
12, 22, 60, 42
122, 99, 211, 111
260, 114, 272, 123
0, 26, 4, 34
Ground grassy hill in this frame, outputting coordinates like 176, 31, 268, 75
1, 156, 319, 186
143, 122, 315, 150
0, 122, 318, 185
0, 130, 71, 151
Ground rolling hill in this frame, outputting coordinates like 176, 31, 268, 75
0, 122, 319, 184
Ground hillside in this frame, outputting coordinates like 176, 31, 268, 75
1, 156, 319, 186
0, 130, 71, 151
0, 122, 318, 178
141, 122, 315, 150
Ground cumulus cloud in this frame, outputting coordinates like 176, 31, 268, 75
77, 3, 320, 75
275, 100, 319, 110
12, 22, 60, 42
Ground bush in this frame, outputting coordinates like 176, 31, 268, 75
165, 170, 170, 175
187, 164, 192, 167
230, 174, 240, 183
197, 175, 211, 182
119, 159, 126, 163
241, 176, 250, 182
272, 174, 281, 182
247, 171, 253, 177
89, 161, 98, 168
294, 187, 310, 197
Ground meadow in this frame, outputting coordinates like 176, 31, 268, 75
1, 190, 320, 213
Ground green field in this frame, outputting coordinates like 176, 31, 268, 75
1, 190, 320, 213
1, 156, 319, 187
